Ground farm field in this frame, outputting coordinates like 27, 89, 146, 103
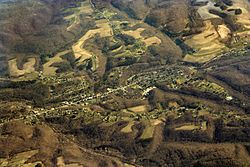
0, 0, 250, 166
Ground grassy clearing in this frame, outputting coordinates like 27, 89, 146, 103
197, 1, 220, 20
185, 0, 250, 63
121, 121, 135, 133
230, 0, 250, 29
184, 20, 227, 63
56, 156, 82, 167
175, 124, 200, 131
123, 27, 162, 47
72, 19, 113, 65
8, 57, 36, 77
127, 105, 149, 113
143, 36, 162, 47
64, 1, 93, 32
114, 50, 133, 58
43, 50, 71, 76
217, 25, 231, 39
140, 125, 154, 140
151, 119, 164, 126
123, 28, 145, 39
0, 150, 43, 167
201, 121, 207, 131
236, 31, 250, 42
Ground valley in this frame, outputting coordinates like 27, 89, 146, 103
0, 0, 250, 166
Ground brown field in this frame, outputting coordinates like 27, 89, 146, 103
143, 36, 162, 47
217, 25, 231, 39
231, 0, 250, 29
197, 1, 220, 20
65, 1, 93, 32
43, 50, 71, 76
121, 121, 135, 133
8, 58, 36, 77
184, 20, 227, 63
236, 31, 250, 42
0, 150, 42, 166
123, 28, 145, 39
140, 125, 155, 140
151, 119, 164, 126
72, 20, 113, 65
127, 105, 149, 113
175, 124, 200, 131
123, 27, 162, 47
56, 156, 82, 167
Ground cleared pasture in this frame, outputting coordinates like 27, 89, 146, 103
8, 58, 36, 77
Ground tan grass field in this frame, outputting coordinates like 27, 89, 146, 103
231, 0, 250, 29
43, 50, 71, 76
65, 1, 93, 32
140, 125, 155, 140
127, 105, 149, 113
8, 58, 36, 77
123, 28, 145, 39
175, 124, 200, 131
72, 19, 113, 65
184, 20, 227, 63
184, 0, 250, 63
0, 150, 42, 166
217, 25, 231, 39
197, 1, 220, 20
236, 31, 250, 42
121, 121, 135, 133
143, 36, 162, 47
56, 156, 82, 167
151, 119, 164, 126
123, 28, 162, 47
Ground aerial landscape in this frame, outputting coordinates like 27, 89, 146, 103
0, 0, 250, 166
